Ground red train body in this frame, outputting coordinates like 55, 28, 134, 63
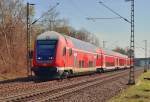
31, 31, 132, 77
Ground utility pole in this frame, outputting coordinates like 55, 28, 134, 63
26, 2, 59, 76
27, 2, 29, 76
31, 3, 59, 25
148, 50, 150, 69
27, 2, 35, 76
88, 0, 135, 84
127, 0, 135, 85
144, 40, 147, 72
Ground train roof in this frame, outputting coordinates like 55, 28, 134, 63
37, 31, 60, 40
103, 49, 116, 55
64, 35, 98, 53
103, 49, 128, 58
37, 31, 127, 57
116, 52, 128, 58
37, 31, 98, 53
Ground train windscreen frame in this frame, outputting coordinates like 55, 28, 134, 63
36, 40, 57, 62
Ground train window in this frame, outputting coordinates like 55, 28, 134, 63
82, 60, 84, 67
94, 58, 96, 67
63, 47, 66, 56
78, 60, 85, 68
97, 54, 98, 60
79, 60, 82, 68
69, 48, 72, 56
89, 61, 93, 67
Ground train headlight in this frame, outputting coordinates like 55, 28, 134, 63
37, 57, 41, 60
49, 57, 54, 60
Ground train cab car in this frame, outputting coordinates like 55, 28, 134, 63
32, 31, 72, 77
32, 31, 101, 78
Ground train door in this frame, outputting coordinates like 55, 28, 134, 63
94, 55, 96, 67
66, 47, 70, 67
115, 57, 118, 68
63, 47, 66, 67
101, 54, 104, 68
68, 48, 73, 67
103, 54, 106, 68
65, 47, 73, 68
74, 52, 77, 68
126, 58, 128, 68
116, 58, 119, 68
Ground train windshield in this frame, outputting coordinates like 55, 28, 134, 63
36, 40, 57, 61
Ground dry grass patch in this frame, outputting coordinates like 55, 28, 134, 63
108, 70, 150, 102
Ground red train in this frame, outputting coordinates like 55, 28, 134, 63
31, 31, 131, 78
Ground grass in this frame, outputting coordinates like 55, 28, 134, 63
0, 73, 20, 81
108, 70, 150, 102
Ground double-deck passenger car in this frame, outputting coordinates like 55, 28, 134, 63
31, 31, 131, 78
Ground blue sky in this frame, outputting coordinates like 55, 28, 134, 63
25, 0, 150, 58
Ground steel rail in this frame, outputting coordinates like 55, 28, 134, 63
29, 69, 142, 102
0, 68, 142, 102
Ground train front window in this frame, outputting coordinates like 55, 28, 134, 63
36, 40, 57, 61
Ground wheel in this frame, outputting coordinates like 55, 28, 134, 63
60, 71, 69, 79
96, 68, 104, 73
101, 69, 104, 73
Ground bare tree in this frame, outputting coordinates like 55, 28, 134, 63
0, 0, 33, 76
39, 5, 59, 31
0, 0, 100, 78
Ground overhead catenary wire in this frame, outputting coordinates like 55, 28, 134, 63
98, 1, 131, 23
86, 17, 121, 20
31, 3, 60, 25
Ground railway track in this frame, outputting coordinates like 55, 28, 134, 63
0, 70, 125, 97
0, 68, 142, 102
